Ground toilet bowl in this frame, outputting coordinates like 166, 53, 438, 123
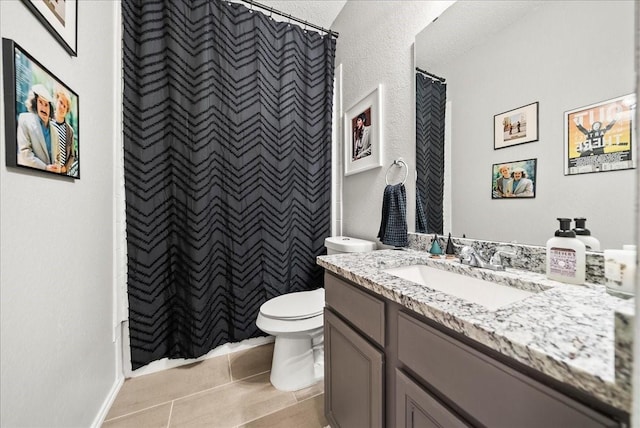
256, 288, 325, 391
256, 236, 377, 391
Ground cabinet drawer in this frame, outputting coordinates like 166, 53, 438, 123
398, 312, 618, 428
325, 273, 385, 346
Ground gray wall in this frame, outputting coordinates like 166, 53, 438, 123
423, 1, 635, 248
0, 1, 119, 426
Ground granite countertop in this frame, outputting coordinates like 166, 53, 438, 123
317, 248, 634, 413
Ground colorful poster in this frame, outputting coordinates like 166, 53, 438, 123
564, 94, 635, 175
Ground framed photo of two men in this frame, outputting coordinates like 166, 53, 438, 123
2, 38, 80, 179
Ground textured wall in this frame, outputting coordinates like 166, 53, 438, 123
0, 2, 119, 426
332, 1, 454, 244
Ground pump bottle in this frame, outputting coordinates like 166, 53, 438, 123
546, 218, 586, 284
572, 217, 600, 251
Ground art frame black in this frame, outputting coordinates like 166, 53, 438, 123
21, 0, 78, 57
493, 102, 539, 150
3, 38, 80, 179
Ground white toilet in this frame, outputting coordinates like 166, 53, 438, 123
256, 236, 377, 391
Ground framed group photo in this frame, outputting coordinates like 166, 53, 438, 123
21, 0, 78, 56
3, 38, 80, 178
494, 102, 539, 149
491, 158, 537, 199
344, 85, 383, 176
564, 94, 636, 175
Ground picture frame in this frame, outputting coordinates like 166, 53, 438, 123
344, 84, 383, 176
564, 94, 636, 175
2, 38, 80, 179
491, 158, 536, 199
493, 102, 539, 149
21, 0, 78, 56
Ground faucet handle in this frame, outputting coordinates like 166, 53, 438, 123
459, 246, 481, 266
490, 247, 516, 266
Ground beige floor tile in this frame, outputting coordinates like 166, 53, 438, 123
239, 394, 327, 428
102, 403, 171, 428
106, 355, 231, 419
169, 372, 296, 427
229, 342, 274, 380
294, 379, 324, 402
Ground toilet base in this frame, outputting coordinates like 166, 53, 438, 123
270, 334, 323, 391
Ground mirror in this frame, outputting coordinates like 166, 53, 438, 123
415, 0, 636, 250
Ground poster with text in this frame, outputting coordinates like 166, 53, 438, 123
564, 94, 635, 175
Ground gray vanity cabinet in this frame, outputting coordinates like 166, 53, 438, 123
324, 273, 385, 428
323, 271, 626, 428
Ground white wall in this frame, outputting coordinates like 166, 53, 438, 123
0, 1, 120, 426
332, 0, 455, 243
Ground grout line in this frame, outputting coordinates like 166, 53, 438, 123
166, 401, 174, 428
103, 402, 172, 423
240, 392, 325, 426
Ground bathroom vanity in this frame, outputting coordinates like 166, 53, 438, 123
318, 248, 633, 428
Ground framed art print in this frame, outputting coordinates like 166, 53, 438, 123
3, 38, 80, 178
21, 0, 78, 56
492, 158, 537, 199
344, 85, 383, 176
494, 102, 539, 149
564, 94, 635, 175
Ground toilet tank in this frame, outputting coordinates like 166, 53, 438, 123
325, 236, 377, 255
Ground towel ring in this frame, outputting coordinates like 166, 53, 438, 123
385, 159, 408, 185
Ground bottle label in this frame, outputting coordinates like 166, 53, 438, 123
549, 247, 577, 277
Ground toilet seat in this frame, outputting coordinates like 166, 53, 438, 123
259, 288, 324, 320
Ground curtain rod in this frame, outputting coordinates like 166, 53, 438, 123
238, 0, 339, 39
416, 67, 446, 83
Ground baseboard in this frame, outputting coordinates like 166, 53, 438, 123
90, 375, 124, 428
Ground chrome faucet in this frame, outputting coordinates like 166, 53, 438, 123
490, 246, 517, 267
459, 246, 515, 271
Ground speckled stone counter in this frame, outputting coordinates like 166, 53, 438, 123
316, 248, 634, 413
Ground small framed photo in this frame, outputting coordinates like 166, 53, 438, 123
491, 158, 536, 199
21, 0, 78, 56
493, 102, 539, 149
564, 94, 636, 175
344, 85, 383, 176
3, 38, 80, 178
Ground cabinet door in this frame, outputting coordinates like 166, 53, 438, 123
325, 308, 384, 428
396, 369, 469, 428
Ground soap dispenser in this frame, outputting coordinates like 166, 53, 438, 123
429, 234, 443, 255
572, 217, 601, 251
546, 218, 586, 284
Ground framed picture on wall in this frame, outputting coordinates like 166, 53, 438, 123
21, 0, 78, 56
2, 38, 80, 179
491, 158, 536, 199
344, 85, 383, 176
564, 94, 636, 175
493, 102, 539, 149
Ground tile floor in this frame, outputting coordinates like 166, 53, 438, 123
102, 342, 327, 428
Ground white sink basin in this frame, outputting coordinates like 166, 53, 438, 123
383, 265, 536, 310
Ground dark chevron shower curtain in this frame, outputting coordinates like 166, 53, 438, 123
122, 0, 336, 369
415, 73, 446, 234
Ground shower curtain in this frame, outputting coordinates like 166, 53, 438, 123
122, 0, 336, 369
415, 73, 446, 234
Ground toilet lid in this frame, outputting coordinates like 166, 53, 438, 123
259, 288, 324, 320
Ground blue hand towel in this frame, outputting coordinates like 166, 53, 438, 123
377, 183, 408, 247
